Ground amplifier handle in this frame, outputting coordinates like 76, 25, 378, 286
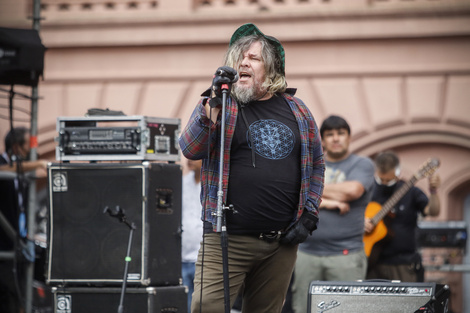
58, 130, 69, 151
131, 129, 141, 151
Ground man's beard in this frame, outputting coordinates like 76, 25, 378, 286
232, 80, 265, 104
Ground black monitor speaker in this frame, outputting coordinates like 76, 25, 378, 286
0, 27, 46, 87
47, 162, 182, 287
52, 286, 187, 313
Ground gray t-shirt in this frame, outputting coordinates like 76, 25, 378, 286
299, 154, 375, 256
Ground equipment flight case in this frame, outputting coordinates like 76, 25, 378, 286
52, 285, 187, 313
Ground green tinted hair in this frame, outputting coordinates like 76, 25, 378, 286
224, 35, 287, 95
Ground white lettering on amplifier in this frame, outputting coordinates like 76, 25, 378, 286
317, 300, 340, 312
56, 295, 72, 313
52, 172, 68, 192
127, 273, 141, 280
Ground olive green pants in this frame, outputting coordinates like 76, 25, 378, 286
191, 233, 297, 313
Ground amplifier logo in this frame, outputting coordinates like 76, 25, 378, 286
317, 300, 340, 312
56, 295, 72, 313
52, 172, 68, 192
0, 48, 16, 59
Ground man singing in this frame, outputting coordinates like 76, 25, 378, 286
179, 23, 324, 313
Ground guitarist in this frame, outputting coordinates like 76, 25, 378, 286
364, 151, 441, 282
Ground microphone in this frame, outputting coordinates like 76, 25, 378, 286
216, 67, 238, 83
231, 73, 239, 83
103, 205, 125, 221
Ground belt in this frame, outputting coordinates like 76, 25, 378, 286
258, 231, 284, 243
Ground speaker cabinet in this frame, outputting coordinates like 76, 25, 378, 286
47, 162, 182, 286
308, 281, 450, 313
52, 286, 187, 313
0, 27, 45, 87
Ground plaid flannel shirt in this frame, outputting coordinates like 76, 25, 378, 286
179, 89, 324, 230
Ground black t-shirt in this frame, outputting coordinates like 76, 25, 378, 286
372, 181, 428, 264
225, 95, 301, 234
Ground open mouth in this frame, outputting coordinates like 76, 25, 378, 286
239, 72, 252, 80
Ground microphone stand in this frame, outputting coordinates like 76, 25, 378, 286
103, 206, 136, 313
215, 84, 233, 313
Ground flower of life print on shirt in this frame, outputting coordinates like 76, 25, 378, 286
247, 119, 295, 160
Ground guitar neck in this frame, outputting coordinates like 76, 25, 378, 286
371, 176, 418, 225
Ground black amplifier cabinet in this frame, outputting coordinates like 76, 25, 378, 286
417, 221, 467, 248
47, 162, 182, 287
55, 116, 180, 162
308, 281, 450, 313
52, 286, 187, 313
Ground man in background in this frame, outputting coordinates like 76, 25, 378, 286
0, 127, 47, 313
182, 159, 203, 313
365, 150, 440, 282
292, 115, 375, 313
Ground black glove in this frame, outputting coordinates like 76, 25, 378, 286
211, 66, 238, 98
280, 210, 318, 246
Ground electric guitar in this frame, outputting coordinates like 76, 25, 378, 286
363, 158, 440, 266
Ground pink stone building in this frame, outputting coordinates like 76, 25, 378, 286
1, 0, 470, 311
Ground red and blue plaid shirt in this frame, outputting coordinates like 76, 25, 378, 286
179, 89, 324, 230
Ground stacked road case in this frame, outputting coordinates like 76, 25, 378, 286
47, 116, 186, 313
